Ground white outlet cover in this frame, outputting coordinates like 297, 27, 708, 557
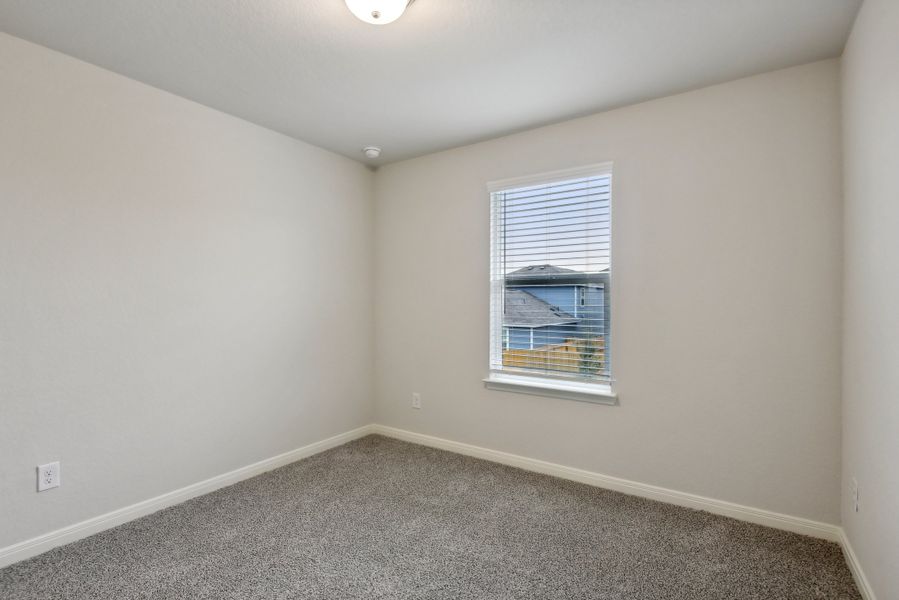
412, 393, 421, 409
37, 461, 61, 492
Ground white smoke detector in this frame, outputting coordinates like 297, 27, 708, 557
362, 146, 382, 159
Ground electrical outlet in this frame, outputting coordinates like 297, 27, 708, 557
37, 462, 61, 492
850, 477, 859, 512
411, 392, 422, 409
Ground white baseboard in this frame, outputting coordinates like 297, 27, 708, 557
372, 425, 885, 597
0, 424, 374, 569
370, 424, 843, 542
840, 529, 877, 600
3, 421, 873, 599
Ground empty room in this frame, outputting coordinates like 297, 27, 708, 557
1, 1, 896, 598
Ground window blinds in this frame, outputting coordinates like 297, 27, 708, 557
489, 166, 612, 383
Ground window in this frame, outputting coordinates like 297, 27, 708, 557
486, 164, 615, 403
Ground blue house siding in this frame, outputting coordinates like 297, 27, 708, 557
515, 286, 578, 316
505, 323, 578, 350
506, 326, 532, 350
581, 285, 605, 336
508, 284, 606, 341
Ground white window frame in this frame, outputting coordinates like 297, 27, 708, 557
484, 163, 617, 405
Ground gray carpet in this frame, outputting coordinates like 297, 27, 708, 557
0, 435, 860, 599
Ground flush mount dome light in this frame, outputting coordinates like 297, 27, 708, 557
345, 0, 412, 25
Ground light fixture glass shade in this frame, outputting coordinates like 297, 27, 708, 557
345, 0, 409, 25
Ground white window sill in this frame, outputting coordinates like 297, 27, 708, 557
483, 374, 618, 405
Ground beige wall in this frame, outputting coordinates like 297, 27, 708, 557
841, 0, 899, 595
374, 60, 843, 523
0, 29, 854, 557
0, 34, 374, 547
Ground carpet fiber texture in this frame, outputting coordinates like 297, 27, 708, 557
0, 435, 860, 599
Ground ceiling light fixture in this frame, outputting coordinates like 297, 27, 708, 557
362, 146, 382, 159
344, 0, 413, 25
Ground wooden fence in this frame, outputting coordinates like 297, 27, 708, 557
503, 336, 605, 375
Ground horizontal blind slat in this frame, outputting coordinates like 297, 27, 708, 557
500, 214, 610, 229
501, 182, 611, 204
500, 200, 610, 217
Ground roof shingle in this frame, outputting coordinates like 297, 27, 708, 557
504, 289, 577, 328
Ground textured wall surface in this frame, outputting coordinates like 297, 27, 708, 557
841, 0, 899, 596
0, 34, 374, 547
374, 60, 844, 524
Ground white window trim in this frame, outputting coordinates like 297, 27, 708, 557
483, 373, 618, 405
486, 162, 617, 405
486, 162, 614, 193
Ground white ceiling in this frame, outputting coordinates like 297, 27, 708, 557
0, 0, 861, 165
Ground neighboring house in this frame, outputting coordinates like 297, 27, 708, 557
503, 289, 579, 350
503, 265, 609, 350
